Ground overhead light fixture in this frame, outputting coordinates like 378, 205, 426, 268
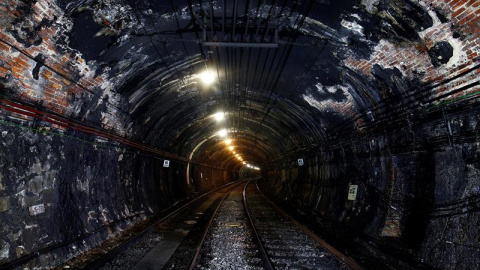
228, 146, 234, 151
224, 139, 232, 145
213, 112, 225, 121
199, 70, 215, 85
217, 129, 227, 137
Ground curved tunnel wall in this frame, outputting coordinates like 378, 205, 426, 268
0, 119, 234, 267
0, 0, 479, 268
260, 104, 480, 269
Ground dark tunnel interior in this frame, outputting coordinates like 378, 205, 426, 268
0, 0, 479, 269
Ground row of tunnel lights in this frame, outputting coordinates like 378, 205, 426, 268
212, 111, 260, 171
199, 70, 260, 171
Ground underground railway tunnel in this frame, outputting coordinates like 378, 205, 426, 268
0, 0, 479, 269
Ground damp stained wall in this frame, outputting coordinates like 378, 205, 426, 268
0, 0, 479, 268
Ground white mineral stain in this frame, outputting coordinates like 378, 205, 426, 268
25, 224, 39, 229
303, 83, 355, 116
341, 20, 365, 37
417, 2, 467, 69
361, 0, 380, 14
0, 241, 10, 260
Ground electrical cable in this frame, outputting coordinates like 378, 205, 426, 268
0, 97, 233, 171
333, 61, 480, 136
247, 0, 315, 152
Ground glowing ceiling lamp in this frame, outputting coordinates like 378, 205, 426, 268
228, 146, 234, 151
217, 129, 228, 137
213, 112, 225, 121
199, 70, 215, 85
224, 139, 232, 145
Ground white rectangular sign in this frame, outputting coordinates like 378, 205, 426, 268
297, 158, 304, 166
348, 185, 358, 201
163, 160, 170, 167
29, 203, 45, 215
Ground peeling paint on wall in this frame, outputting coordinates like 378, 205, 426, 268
302, 83, 356, 117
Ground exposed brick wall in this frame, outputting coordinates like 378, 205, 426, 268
344, 0, 480, 102
0, 0, 126, 134
1, 0, 70, 113
262, 104, 480, 268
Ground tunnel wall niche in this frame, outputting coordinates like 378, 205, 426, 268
260, 106, 480, 269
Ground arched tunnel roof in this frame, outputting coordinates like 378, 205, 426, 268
1, 0, 478, 171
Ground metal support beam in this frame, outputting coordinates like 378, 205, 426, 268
202, 42, 278, 48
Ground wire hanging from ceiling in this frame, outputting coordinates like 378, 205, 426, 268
246, 0, 316, 152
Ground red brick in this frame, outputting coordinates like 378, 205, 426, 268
0, 42, 10, 51
452, 1, 466, 11
52, 82, 62, 90
61, 78, 71, 85
0, 32, 11, 42
452, 8, 466, 20
41, 72, 52, 80
11, 66, 23, 74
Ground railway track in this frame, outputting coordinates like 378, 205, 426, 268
191, 180, 267, 269
243, 180, 363, 270
190, 179, 362, 269
62, 178, 362, 269
58, 181, 244, 269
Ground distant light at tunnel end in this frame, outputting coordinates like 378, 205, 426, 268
246, 164, 260, 170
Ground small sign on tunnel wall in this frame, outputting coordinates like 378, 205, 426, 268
163, 160, 170, 167
29, 203, 45, 215
348, 185, 358, 201
297, 158, 304, 166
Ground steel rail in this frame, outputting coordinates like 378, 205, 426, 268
187, 180, 248, 269
83, 180, 241, 270
254, 179, 365, 270
0, 181, 238, 269
243, 179, 275, 270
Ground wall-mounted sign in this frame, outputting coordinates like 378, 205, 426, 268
297, 158, 304, 166
348, 185, 358, 201
163, 160, 170, 168
29, 203, 45, 215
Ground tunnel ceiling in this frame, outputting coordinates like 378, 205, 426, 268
1, 0, 477, 170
